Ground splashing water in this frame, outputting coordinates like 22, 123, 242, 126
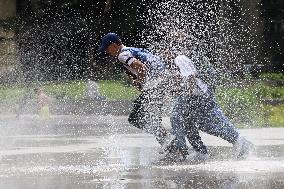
144, 0, 262, 72
140, 0, 265, 127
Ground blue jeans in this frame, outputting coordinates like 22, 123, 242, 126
171, 94, 239, 152
171, 96, 207, 153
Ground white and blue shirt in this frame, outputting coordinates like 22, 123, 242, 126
117, 46, 166, 89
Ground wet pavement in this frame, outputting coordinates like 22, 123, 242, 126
0, 115, 284, 189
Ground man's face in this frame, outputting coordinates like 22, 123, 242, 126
106, 43, 120, 57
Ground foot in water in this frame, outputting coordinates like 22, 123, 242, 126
187, 151, 208, 164
161, 138, 189, 162
234, 136, 254, 159
161, 147, 189, 162
158, 134, 176, 154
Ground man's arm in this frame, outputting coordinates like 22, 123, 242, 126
184, 75, 197, 94
129, 59, 147, 85
124, 69, 143, 91
172, 74, 197, 95
118, 51, 147, 89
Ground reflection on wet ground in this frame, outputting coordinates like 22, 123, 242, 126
0, 115, 283, 189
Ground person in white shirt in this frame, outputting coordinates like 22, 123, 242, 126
168, 54, 253, 161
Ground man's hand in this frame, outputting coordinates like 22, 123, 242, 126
104, 0, 112, 12
129, 59, 147, 84
132, 80, 143, 91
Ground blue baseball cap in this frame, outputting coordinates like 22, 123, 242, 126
98, 33, 121, 53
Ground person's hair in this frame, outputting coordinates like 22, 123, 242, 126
115, 41, 122, 46
34, 88, 42, 93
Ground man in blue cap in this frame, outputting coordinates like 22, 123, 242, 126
98, 32, 177, 155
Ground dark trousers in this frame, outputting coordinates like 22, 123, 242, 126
128, 89, 168, 145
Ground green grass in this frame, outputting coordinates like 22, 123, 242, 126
215, 86, 261, 126
0, 81, 87, 102
259, 72, 284, 81
43, 80, 86, 99
256, 85, 284, 99
214, 83, 284, 128
215, 84, 284, 106
0, 85, 25, 102
0, 79, 283, 127
1, 80, 282, 102
97, 80, 139, 100
233, 104, 284, 128
0, 80, 139, 101
264, 104, 284, 127
43, 80, 139, 100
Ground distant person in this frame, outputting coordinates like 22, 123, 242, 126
34, 88, 50, 120
97, 32, 177, 152
86, 80, 107, 101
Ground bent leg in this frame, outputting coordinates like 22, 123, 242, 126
186, 120, 208, 154
128, 94, 147, 130
170, 97, 188, 149
197, 97, 239, 144
138, 89, 168, 145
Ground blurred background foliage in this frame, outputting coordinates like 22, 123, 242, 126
0, 0, 283, 127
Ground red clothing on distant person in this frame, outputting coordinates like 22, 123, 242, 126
37, 90, 49, 107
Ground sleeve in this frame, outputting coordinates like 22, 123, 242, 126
118, 51, 136, 65
174, 55, 197, 77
